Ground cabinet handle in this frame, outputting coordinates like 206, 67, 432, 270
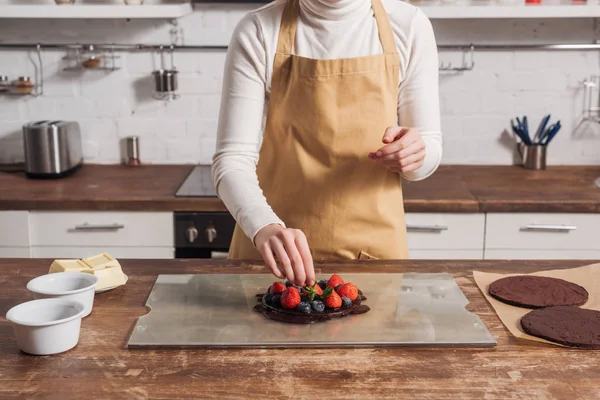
73, 223, 125, 231
406, 224, 448, 232
520, 224, 577, 232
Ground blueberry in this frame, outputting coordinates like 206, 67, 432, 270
296, 302, 311, 313
271, 294, 281, 308
293, 285, 303, 295
335, 284, 343, 291
267, 286, 272, 294
311, 300, 325, 312
341, 297, 352, 308
317, 280, 327, 290
264, 293, 273, 305
285, 281, 293, 287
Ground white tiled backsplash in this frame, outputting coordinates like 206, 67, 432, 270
1, 3, 599, 165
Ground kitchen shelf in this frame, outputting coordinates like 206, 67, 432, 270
420, 4, 600, 19
0, 3, 193, 19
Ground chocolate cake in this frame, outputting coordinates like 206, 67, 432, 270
520, 306, 600, 349
253, 275, 370, 324
489, 275, 588, 309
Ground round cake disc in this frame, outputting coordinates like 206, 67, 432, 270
489, 275, 588, 309
520, 306, 600, 349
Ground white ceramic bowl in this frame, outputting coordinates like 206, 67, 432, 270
27, 272, 99, 317
6, 298, 84, 355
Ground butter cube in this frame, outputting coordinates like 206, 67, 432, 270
81, 264, 126, 290
49, 259, 90, 274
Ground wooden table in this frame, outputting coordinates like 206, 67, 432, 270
1, 259, 599, 399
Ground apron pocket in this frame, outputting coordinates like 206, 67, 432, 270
358, 251, 379, 260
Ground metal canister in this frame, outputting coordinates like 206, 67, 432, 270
125, 136, 141, 166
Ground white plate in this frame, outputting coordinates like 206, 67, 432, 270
95, 274, 128, 294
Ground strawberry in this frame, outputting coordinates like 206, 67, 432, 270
326, 274, 344, 288
302, 284, 323, 296
281, 288, 301, 309
337, 283, 358, 301
322, 286, 342, 309
269, 282, 286, 295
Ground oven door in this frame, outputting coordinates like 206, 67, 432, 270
174, 212, 236, 259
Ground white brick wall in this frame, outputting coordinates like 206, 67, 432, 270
0, 3, 599, 166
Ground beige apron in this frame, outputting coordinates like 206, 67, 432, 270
229, 0, 408, 261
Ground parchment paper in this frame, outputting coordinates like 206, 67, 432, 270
473, 263, 600, 346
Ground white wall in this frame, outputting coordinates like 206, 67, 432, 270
1, 2, 599, 166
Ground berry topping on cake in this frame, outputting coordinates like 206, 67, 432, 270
341, 297, 352, 308
337, 283, 359, 301
270, 294, 282, 308
311, 300, 325, 312
281, 288, 301, 309
296, 302, 311, 313
322, 286, 342, 309
326, 274, 344, 288
270, 282, 286, 295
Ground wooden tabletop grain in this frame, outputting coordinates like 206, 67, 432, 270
1, 164, 599, 213
1, 259, 599, 400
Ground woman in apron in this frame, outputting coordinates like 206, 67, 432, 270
212, 0, 442, 286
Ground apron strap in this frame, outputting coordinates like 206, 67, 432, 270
371, 0, 397, 54
275, 0, 300, 55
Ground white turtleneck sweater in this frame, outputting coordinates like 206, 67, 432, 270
212, 0, 442, 241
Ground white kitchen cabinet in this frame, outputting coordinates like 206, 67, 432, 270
0, 211, 30, 258
406, 213, 485, 259
485, 213, 600, 260
30, 211, 173, 247
0, 247, 31, 258
32, 246, 173, 259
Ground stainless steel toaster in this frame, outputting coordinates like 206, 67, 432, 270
22, 120, 83, 178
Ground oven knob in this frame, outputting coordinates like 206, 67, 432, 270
186, 226, 199, 243
205, 226, 217, 243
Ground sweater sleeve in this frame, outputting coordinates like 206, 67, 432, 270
211, 13, 285, 242
397, 8, 443, 182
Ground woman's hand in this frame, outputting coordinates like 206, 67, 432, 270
368, 126, 426, 173
254, 224, 315, 286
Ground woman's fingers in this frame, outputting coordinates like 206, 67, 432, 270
280, 231, 306, 286
294, 230, 315, 286
270, 237, 295, 284
258, 242, 284, 279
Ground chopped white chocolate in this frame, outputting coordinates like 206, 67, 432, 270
49, 259, 90, 274
49, 253, 126, 291
82, 253, 121, 269
81, 264, 126, 290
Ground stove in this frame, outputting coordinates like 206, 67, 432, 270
174, 165, 235, 259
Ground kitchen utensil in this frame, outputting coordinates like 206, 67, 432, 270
5, 298, 84, 355
22, 120, 83, 178
540, 121, 561, 145
27, 272, 98, 317
534, 114, 551, 144
152, 46, 179, 101
518, 143, 546, 170
511, 119, 531, 145
128, 273, 496, 348
0, 76, 9, 92
125, 136, 141, 166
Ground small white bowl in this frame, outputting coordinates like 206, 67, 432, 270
27, 272, 99, 317
6, 298, 85, 355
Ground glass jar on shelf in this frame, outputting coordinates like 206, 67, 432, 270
0, 76, 9, 93
10, 76, 34, 95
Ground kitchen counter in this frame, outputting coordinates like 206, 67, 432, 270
0, 164, 598, 212
1, 259, 599, 399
